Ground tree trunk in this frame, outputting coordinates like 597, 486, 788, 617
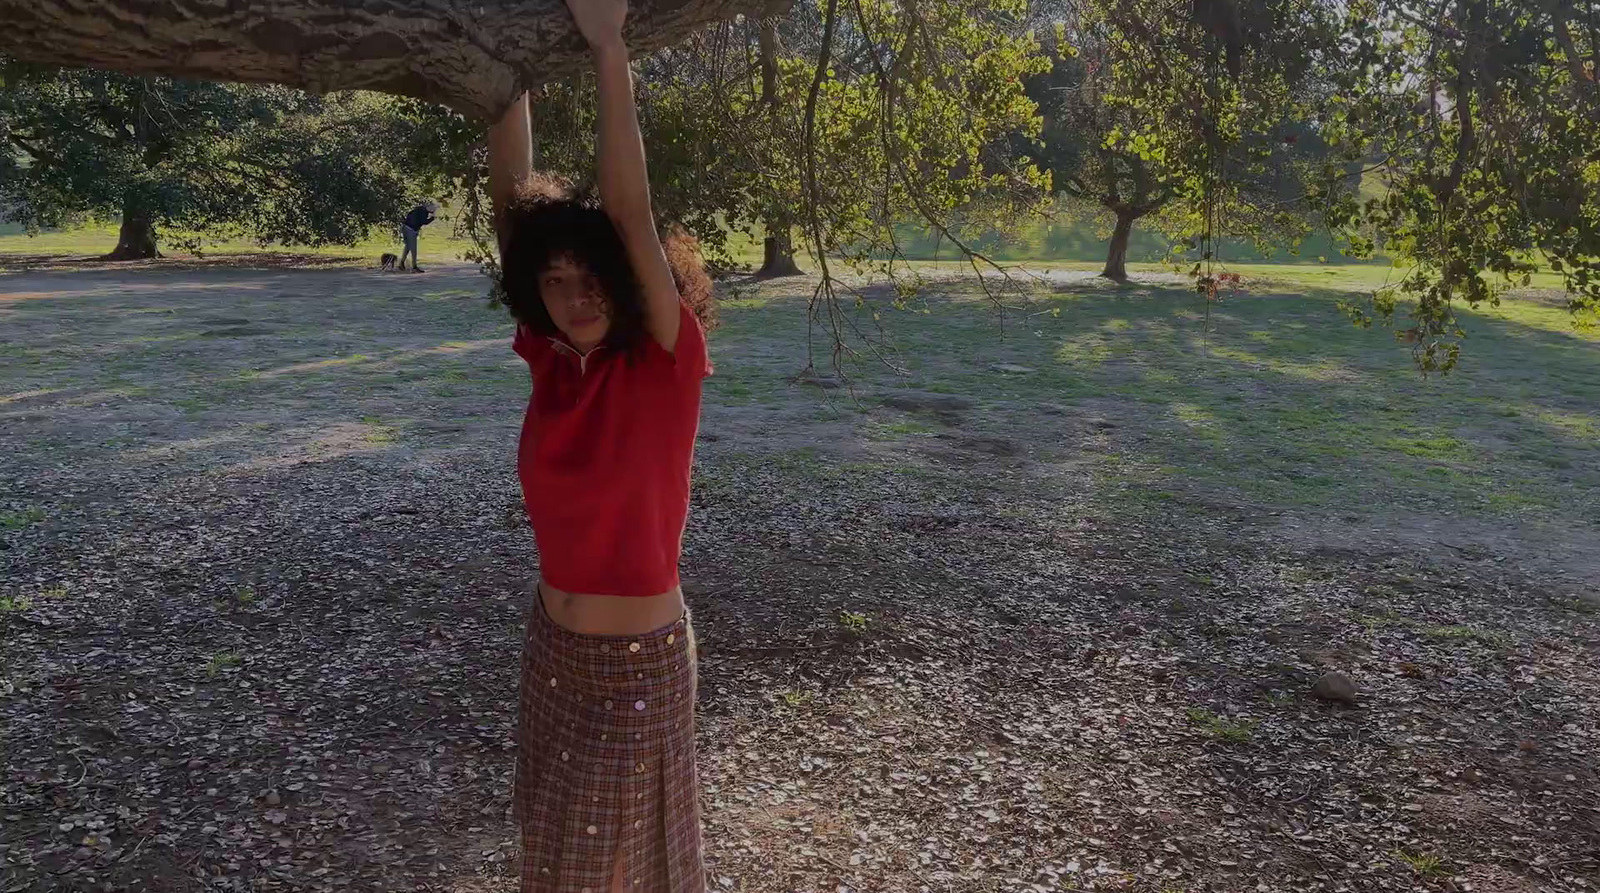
0, 0, 789, 121
105, 204, 160, 261
1101, 208, 1137, 282
758, 227, 803, 278
754, 17, 803, 278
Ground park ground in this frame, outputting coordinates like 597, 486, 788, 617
1, 249, 1597, 893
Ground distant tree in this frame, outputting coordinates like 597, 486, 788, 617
1025, 0, 1340, 281
1025, 27, 1179, 280
1089, 0, 1599, 371
0, 61, 448, 258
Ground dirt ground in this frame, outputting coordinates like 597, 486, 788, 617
2, 261, 1597, 893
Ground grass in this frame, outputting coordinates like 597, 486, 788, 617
1394, 850, 1449, 878
1185, 708, 1258, 743
0, 220, 461, 261
0, 595, 34, 613
1, 507, 46, 530
767, 268, 1598, 530
4, 243, 1594, 549
839, 610, 870, 635
780, 689, 816, 708
361, 416, 400, 444
0, 218, 770, 269
205, 651, 242, 678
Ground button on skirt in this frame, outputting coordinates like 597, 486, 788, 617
516, 597, 703, 893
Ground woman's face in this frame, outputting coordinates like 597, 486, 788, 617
539, 253, 611, 352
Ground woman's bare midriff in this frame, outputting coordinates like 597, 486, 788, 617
539, 580, 687, 636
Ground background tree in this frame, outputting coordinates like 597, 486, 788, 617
1087, 0, 1597, 370
1024, 24, 1179, 280
1030, 0, 1341, 282
0, 61, 448, 258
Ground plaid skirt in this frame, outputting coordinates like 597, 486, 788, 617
516, 596, 703, 893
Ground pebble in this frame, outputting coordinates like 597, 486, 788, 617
1311, 671, 1358, 705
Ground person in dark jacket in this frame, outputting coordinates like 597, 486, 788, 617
399, 202, 436, 272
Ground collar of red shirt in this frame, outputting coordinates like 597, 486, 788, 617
547, 337, 606, 373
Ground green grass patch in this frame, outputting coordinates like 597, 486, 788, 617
1185, 708, 1258, 743
1394, 850, 1449, 878
839, 610, 870, 635
361, 416, 399, 444
0, 507, 46, 530
0, 595, 34, 613
779, 689, 816, 708
205, 651, 242, 678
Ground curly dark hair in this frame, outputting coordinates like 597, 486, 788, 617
498, 174, 716, 355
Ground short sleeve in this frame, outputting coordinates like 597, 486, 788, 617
649, 300, 712, 381
512, 322, 551, 369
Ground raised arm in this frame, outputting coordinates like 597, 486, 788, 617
487, 91, 533, 255
565, 0, 682, 352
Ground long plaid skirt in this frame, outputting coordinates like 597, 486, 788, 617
516, 597, 704, 893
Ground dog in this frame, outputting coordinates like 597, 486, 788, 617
379, 252, 399, 271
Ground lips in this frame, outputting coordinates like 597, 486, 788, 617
569, 314, 602, 327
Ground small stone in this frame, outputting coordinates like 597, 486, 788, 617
988, 363, 1035, 374
1311, 671, 1358, 705
265, 791, 281, 806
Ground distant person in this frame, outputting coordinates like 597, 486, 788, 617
399, 201, 436, 272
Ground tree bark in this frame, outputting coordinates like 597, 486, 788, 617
0, 0, 790, 121
1102, 207, 1137, 281
758, 227, 803, 277
105, 203, 160, 261
754, 16, 802, 278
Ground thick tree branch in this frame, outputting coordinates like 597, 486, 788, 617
0, 0, 790, 121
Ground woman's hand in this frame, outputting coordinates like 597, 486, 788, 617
564, 0, 628, 51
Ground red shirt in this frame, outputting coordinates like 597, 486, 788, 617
513, 300, 711, 597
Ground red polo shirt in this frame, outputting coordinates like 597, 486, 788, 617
513, 300, 711, 597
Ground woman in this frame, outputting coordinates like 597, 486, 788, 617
486, 1, 716, 891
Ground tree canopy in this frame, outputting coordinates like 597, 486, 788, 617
0, 61, 449, 258
1090, 0, 1599, 371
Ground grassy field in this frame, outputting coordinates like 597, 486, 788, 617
699, 271, 1599, 553
0, 219, 480, 262
0, 212, 1368, 268
0, 219, 771, 268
